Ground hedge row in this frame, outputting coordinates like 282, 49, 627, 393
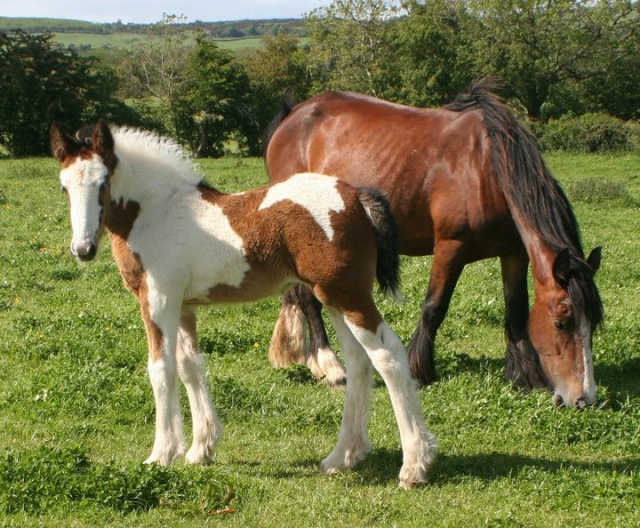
535, 113, 640, 153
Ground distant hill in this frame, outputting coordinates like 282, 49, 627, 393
0, 16, 306, 38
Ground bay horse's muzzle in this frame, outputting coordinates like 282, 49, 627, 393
71, 240, 98, 261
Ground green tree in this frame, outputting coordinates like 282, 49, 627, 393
0, 30, 131, 157
579, 1, 640, 120
113, 14, 191, 134
467, 0, 640, 119
242, 32, 311, 145
385, 0, 477, 107
305, 0, 400, 97
173, 36, 255, 157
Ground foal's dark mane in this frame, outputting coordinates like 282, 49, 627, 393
446, 80, 604, 329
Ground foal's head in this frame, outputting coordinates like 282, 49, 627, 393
529, 247, 603, 408
50, 120, 116, 261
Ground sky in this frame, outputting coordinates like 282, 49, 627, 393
0, 0, 333, 24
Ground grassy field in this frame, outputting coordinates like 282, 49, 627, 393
49, 32, 263, 52
0, 153, 639, 527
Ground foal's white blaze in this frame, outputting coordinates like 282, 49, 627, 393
59, 154, 108, 258
259, 173, 345, 240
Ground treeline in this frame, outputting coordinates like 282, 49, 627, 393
0, 16, 305, 39
1, 1, 639, 158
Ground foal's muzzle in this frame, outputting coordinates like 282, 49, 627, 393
72, 240, 98, 261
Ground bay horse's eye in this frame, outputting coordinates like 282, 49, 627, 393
554, 318, 575, 332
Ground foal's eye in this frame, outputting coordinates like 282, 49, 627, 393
61, 186, 68, 195
553, 320, 564, 330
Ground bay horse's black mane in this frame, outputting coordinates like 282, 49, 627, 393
446, 80, 604, 329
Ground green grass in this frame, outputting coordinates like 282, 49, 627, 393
49, 32, 263, 51
0, 153, 639, 526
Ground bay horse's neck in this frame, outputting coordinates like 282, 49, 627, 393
519, 228, 558, 287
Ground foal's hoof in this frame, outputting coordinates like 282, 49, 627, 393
185, 446, 215, 465
320, 441, 372, 475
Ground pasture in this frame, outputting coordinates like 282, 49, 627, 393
49, 32, 264, 52
0, 153, 639, 526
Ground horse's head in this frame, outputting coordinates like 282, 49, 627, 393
529, 247, 603, 408
50, 120, 117, 262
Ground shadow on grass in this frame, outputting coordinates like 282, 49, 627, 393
596, 359, 640, 401
431, 451, 640, 485
303, 449, 640, 488
437, 352, 640, 403
240, 446, 640, 489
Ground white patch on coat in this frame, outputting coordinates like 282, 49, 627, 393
59, 154, 109, 251
580, 321, 597, 405
126, 192, 250, 302
258, 173, 345, 240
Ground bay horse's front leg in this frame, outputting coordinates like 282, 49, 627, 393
177, 306, 222, 464
408, 239, 466, 386
501, 251, 549, 391
140, 293, 185, 465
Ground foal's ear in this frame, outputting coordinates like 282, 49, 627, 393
50, 122, 78, 162
552, 248, 571, 286
92, 119, 115, 161
586, 246, 602, 275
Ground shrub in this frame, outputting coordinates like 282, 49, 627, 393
539, 113, 640, 153
567, 178, 638, 207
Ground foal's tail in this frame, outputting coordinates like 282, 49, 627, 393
357, 187, 401, 300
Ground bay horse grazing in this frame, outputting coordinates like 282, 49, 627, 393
265, 80, 603, 408
50, 120, 437, 488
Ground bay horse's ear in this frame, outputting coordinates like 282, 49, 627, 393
586, 246, 602, 275
552, 248, 571, 286
92, 119, 115, 163
50, 122, 78, 162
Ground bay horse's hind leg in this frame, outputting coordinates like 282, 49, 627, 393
324, 305, 437, 488
268, 285, 347, 386
500, 252, 549, 391
409, 240, 466, 386
298, 286, 347, 386
177, 306, 222, 464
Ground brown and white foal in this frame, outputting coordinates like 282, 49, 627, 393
50, 120, 437, 488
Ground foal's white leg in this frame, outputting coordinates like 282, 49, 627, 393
177, 307, 221, 464
321, 309, 373, 473
141, 292, 185, 465
347, 317, 437, 489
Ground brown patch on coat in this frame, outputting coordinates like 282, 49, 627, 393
105, 197, 163, 362
198, 181, 383, 333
